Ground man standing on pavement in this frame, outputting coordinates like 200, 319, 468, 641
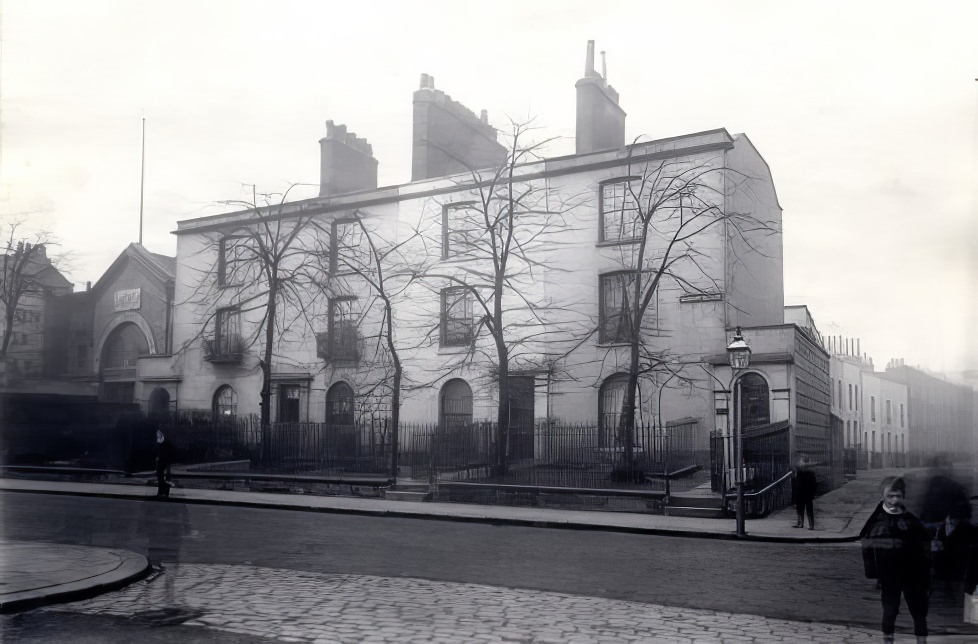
792, 455, 817, 530
155, 428, 174, 498
860, 476, 931, 644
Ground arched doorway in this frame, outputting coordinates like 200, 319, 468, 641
100, 322, 149, 403
326, 382, 356, 462
598, 374, 628, 448
148, 387, 171, 420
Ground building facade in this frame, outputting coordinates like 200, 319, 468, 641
145, 42, 830, 489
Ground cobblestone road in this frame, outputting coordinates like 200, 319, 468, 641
50, 563, 886, 643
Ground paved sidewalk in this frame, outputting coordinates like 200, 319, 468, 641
0, 540, 150, 613
0, 467, 910, 544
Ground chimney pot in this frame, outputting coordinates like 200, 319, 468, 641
420, 73, 429, 89
600, 50, 607, 79
480, 109, 488, 124
585, 40, 595, 76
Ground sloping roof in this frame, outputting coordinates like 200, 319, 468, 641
91, 243, 175, 293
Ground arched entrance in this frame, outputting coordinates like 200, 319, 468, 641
326, 382, 356, 463
100, 322, 149, 403
148, 387, 171, 420
736, 372, 770, 429
598, 374, 628, 449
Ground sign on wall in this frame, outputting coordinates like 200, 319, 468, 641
114, 288, 141, 312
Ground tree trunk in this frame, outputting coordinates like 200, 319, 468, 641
260, 281, 277, 466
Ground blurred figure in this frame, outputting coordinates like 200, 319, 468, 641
792, 455, 817, 530
155, 429, 174, 498
861, 476, 931, 644
931, 502, 978, 599
919, 457, 970, 531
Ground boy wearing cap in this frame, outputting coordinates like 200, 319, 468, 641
860, 476, 931, 644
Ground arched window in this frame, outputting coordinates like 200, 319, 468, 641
102, 322, 149, 372
598, 374, 629, 448
439, 379, 472, 432
213, 385, 236, 419
326, 382, 355, 428
737, 373, 770, 429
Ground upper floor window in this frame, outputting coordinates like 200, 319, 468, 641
219, 235, 256, 287
848, 383, 853, 410
442, 202, 476, 260
885, 399, 892, 425
871, 395, 877, 422
323, 296, 359, 362
599, 178, 642, 243
900, 403, 905, 428
440, 286, 475, 347
331, 219, 368, 274
206, 307, 242, 362
599, 271, 645, 344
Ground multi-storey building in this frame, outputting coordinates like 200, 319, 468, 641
140, 42, 829, 487
884, 360, 974, 466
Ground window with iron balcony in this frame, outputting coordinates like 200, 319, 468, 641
318, 296, 359, 363
206, 307, 243, 362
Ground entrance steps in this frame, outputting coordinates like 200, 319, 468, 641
384, 484, 432, 503
664, 483, 726, 519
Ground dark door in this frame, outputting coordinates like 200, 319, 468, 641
508, 376, 534, 461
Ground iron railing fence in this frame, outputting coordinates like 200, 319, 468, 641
724, 470, 793, 518
401, 419, 705, 492
710, 421, 791, 495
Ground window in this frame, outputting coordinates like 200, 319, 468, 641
838, 380, 843, 408
322, 296, 359, 362
830, 378, 834, 408
331, 219, 368, 274
871, 396, 876, 422
212, 307, 241, 358
885, 399, 892, 425
848, 384, 852, 410
900, 403, 905, 428
598, 374, 628, 448
213, 385, 236, 418
278, 384, 301, 423
219, 235, 255, 287
442, 202, 475, 259
599, 271, 643, 344
440, 379, 473, 432
855, 385, 859, 410
440, 286, 475, 346
846, 420, 851, 446
599, 178, 642, 242
737, 373, 770, 429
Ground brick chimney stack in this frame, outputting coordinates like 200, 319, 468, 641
319, 120, 378, 197
575, 40, 626, 155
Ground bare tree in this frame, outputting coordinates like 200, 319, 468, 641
310, 209, 419, 480
410, 119, 587, 473
597, 146, 779, 473
180, 185, 327, 461
0, 221, 69, 365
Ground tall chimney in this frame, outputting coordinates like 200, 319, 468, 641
319, 120, 378, 197
575, 40, 626, 154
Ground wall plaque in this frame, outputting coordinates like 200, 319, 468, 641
114, 288, 141, 312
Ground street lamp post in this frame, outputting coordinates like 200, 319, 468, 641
726, 327, 752, 538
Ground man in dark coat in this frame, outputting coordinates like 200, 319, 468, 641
155, 429, 175, 498
792, 456, 817, 530
861, 476, 931, 644
931, 501, 978, 598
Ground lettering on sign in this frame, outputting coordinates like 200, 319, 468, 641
114, 288, 141, 312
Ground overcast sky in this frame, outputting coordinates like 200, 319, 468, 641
2, 0, 976, 378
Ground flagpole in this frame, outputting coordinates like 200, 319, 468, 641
139, 117, 145, 245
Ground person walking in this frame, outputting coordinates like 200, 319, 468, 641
860, 476, 931, 644
792, 455, 817, 530
154, 428, 175, 498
